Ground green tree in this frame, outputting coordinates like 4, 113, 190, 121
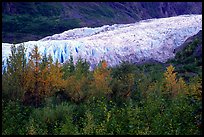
62, 55, 75, 79
3, 44, 27, 101
75, 58, 90, 79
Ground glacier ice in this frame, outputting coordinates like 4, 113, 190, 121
2, 14, 202, 71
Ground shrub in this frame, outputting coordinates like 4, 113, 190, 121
2, 101, 33, 135
26, 102, 77, 135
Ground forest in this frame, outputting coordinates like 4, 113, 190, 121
2, 38, 202, 135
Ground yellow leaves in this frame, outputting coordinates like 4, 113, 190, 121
91, 61, 112, 96
61, 60, 111, 101
177, 77, 187, 94
163, 64, 202, 100
187, 77, 202, 100
23, 46, 65, 106
164, 65, 177, 91
163, 64, 186, 97
24, 69, 35, 91
49, 64, 64, 87
42, 62, 65, 97
64, 75, 88, 102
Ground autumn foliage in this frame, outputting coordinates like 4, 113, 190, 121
90, 60, 112, 97
2, 44, 202, 135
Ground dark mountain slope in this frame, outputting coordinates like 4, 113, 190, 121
2, 2, 202, 43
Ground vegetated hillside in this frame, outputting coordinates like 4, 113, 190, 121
2, 2, 202, 43
166, 30, 202, 81
135, 30, 202, 80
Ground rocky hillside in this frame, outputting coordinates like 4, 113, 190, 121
2, 2, 202, 43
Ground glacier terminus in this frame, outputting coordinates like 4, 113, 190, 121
2, 14, 202, 70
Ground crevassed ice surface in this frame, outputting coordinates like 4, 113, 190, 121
2, 14, 202, 71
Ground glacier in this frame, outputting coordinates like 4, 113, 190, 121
2, 14, 202, 71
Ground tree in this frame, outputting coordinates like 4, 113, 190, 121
24, 45, 42, 106
24, 49, 66, 106
187, 76, 202, 100
62, 55, 75, 80
3, 44, 27, 101
177, 77, 187, 95
63, 58, 90, 103
64, 75, 89, 103
90, 60, 112, 99
110, 62, 136, 100
46, 56, 65, 96
163, 64, 178, 97
163, 64, 188, 98
75, 58, 90, 79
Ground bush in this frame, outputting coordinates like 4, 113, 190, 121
2, 101, 33, 135
26, 102, 77, 135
